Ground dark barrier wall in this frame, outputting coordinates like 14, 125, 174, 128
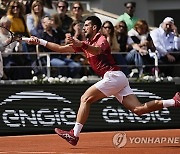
0, 82, 179, 136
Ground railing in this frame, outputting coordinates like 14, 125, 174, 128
1, 51, 161, 79
1, 51, 180, 80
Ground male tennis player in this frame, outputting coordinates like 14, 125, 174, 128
28, 16, 180, 146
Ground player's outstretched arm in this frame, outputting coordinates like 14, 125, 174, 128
46, 41, 74, 53
68, 37, 101, 55
28, 36, 75, 53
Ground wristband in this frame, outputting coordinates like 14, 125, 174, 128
81, 42, 88, 50
39, 39, 48, 46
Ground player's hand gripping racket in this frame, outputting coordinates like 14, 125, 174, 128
0, 26, 30, 47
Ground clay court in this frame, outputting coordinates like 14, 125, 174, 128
0, 129, 180, 154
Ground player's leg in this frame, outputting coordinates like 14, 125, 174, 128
55, 84, 106, 146
122, 94, 163, 116
73, 71, 131, 137
72, 85, 106, 138
122, 92, 180, 116
76, 84, 106, 124
54, 71, 129, 145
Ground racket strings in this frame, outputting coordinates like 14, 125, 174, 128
0, 26, 13, 47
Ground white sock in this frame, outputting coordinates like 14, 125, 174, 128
162, 99, 175, 108
73, 122, 83, 137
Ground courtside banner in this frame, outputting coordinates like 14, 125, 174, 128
0, 82, 179, 135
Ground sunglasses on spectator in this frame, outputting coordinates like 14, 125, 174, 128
58, 5, 66, 9
73, 7, 81, 10
12, 5, 19, 9
103, 26, 111, 29
33, 4, 41, 8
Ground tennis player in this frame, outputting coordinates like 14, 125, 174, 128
28, 16, 180, 146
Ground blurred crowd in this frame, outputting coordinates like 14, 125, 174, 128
0, 0, 180, 80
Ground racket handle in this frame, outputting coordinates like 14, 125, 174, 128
21, 37, 31, 41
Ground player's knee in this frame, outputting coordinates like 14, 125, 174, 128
132, 105, 145, 116
80, 95, 93, 105
133, 109, 143, 116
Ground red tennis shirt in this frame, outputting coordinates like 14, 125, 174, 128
73, 33, 120, 77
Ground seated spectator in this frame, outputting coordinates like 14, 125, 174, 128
70, 1, 86, 24
35, 15, 66, 77
115, 21, 134, 52
117, 1, 138, 31
0, 16, 32, 80
114, 20, 136, 76
101, 21, 120, 52
51, 13, 65, 42
101, 20, 130, 76
38, 16, 81, 78
7, 0, 30, 52
6, 1, 32, 79
0, 15, 9, 79
7, 1, 29, 37
150, 17, 180, 77
65, 20, 86, 77
56, 0, 73, 36
126, 20, 156, 77
66, 20, 85, 42
26, 0, 48, 37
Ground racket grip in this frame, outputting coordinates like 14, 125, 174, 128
22, 37, 31, 41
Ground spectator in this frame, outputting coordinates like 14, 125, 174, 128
6, 1, 32, 79
66, 20, 85, 42
56, 0, 73, 36
101, 21, 120, 52
70, 1, 86, 24
101, 21, 131, 76
7, 0, 30, 52
0, 16, 16, 79
117, 1, 138, 31
65, 20, 86, 77
26, 0, 47, 37
126, 20, 156, 77
150, 17, 180, 77
0, 16, 10, 79
0, 16, 32, 80
51, 13, 65, 42
114, 20, 136, 76
7, 1, 29, 37
115, 21, 133, 52
39, 16, 81, 78
37, 15, 66, 77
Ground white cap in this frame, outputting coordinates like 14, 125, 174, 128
163, 17, 174, 24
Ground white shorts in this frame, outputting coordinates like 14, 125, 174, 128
94, 71, 133, 103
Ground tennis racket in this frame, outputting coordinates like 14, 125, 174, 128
0, 26, 30, 47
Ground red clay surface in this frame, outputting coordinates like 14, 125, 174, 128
0, 129, 180, 154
